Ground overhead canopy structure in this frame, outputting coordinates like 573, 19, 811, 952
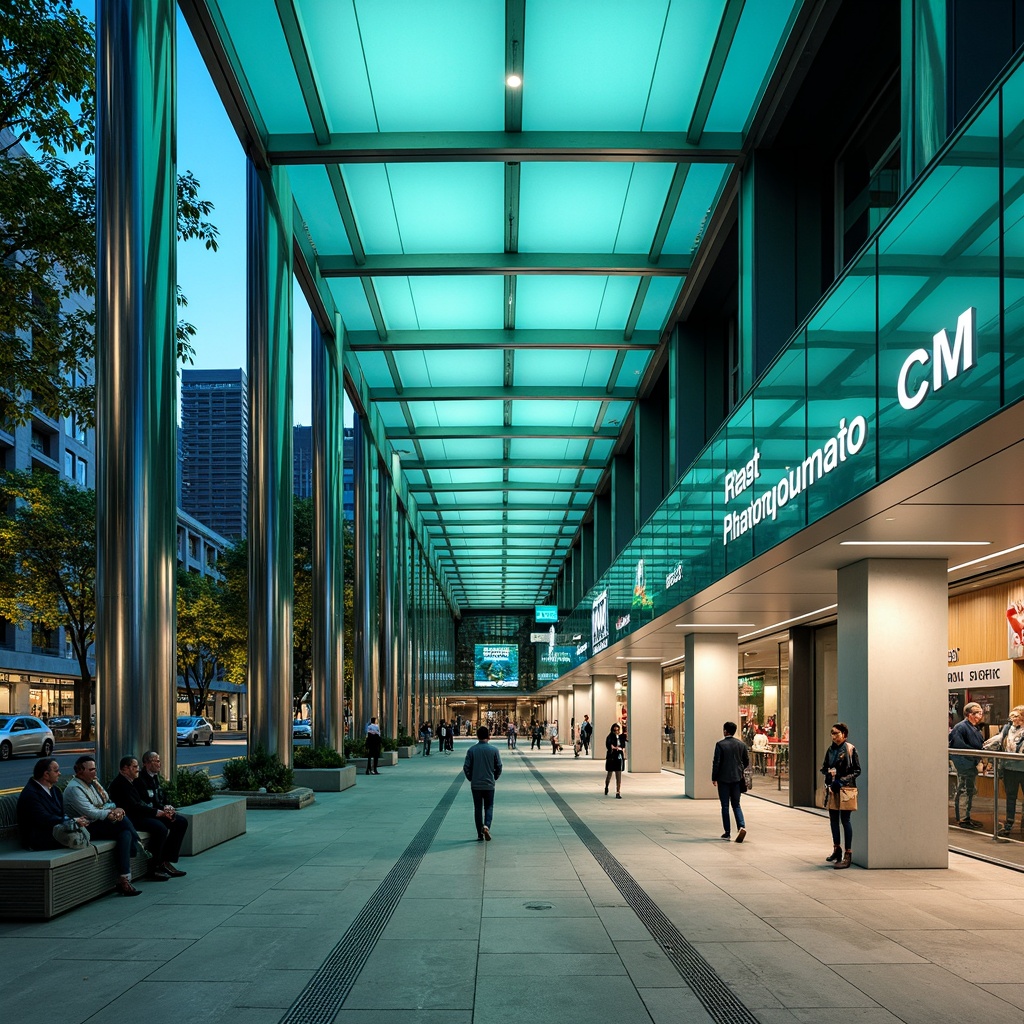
182, 0, 804, 610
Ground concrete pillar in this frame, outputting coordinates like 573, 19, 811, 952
95, 0, 177, 776
573, 683, 594, 757
246, 161, 293, 761
838, 559, 948, 868
626, 662, 662, 772
683, 633, 739, 798
592, 674, 617, 749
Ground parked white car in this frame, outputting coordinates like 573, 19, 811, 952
176, 716, 214, 746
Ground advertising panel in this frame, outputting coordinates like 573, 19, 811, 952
474, 644, 519, 688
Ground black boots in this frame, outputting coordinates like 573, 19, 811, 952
826, 845, 842, 863
834, 850, 852, 869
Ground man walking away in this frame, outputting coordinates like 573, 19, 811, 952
579, 715, 593, 756
712, 721, 749, 843
464, 726, 502, 842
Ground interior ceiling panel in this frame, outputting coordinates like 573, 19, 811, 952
198, 0, 804, 608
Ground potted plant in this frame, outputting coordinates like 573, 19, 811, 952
220, 745, 314, 809
292, 745, 356, 792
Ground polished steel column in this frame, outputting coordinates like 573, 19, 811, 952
246, 162, 293, 759
378, 472, 396, 737
396, 524, 410, 736
350, 415, 365, 732
311, 314, 345, 750
95, 0, 177, 778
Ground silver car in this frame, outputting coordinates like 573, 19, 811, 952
176, 715, 214, 746
292, 719, 311, 739
0, 715, 55, 760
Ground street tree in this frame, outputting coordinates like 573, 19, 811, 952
176, 566, 232, 716
0, 469, 96, 737
1, 0, 219, 427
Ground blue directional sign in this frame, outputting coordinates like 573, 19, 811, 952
535, 605, 558, 623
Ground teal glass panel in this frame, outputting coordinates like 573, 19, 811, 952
387, 164, 504, 253
342, 165, 402, 252
440, 469, 504, 486
519, 163, 636, 252
218, 0, 307, 133
376, 404, 408, 429
508, 438, 578, 460
805, 248, 877, 523
577, 469, 602, 486
508, 468, 569, 485
514, 348, 618, 386
596, 277, 645, 329
589, 438, 615, 460
353, 349, 393, 388
329, 279, 375, 331
1003, 62, 1024, 405
302, 0, 377, 132
750, 337, 806, 554
523, 0, 665, 131
643, 0, 725, 132
664, 164, 731, 254
686, 437, 725, 595
419, 349, 502, 386
513, 400, 581, 427
877, 102, 1001, 479
636, 277, 683, 330
374, 276, 417, 329
616, 348, 654, 386
516, 276, 614, 328
409, 400, 503, 428
289, 167, 352, 256
706, 0, 800, 133
602, 401, 632, 427
723, 397, 754, 573
399, 277, 505, 330
617, 164, 679, 251
352, 0, 504, 132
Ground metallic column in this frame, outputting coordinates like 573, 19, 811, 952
96, 0, 177, 778
378, 469, 394, 736
311, 313, 345, 751
351, 414, 366, 732
246, 161, 293, 759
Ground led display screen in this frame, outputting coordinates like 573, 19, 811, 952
474, 644, 519, 688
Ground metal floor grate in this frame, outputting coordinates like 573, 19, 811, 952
523, 757, 761, 1024
279, 772, 465, 1024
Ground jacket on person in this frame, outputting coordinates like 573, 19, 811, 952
712, 735, 750, 784
16, 778, 65, 850
949, 717, 984, 773
135, 770, 170, 810
365, 730, 383, 755
463, 740, 502, 790
63, 776, 116, 822
109, 772, 162, 827
819, 741, 861, 789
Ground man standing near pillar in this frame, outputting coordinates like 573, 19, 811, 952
950, 702, 986, 828
712, 722, 749, 843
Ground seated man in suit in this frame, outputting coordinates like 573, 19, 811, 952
16, 758, 86, 850
109, 755, 186, 879
128, 750, 188, 878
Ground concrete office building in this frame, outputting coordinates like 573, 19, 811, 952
92, 0, 1024, 867
180, 368, 249, 540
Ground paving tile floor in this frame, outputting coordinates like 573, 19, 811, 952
3, 744, 1023, 1024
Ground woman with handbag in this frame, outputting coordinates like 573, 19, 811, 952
604, 722, 626, 798
820, 722, 861, 869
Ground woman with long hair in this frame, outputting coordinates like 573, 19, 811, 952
604, 722, 626, 798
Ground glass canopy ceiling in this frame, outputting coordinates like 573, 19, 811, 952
184, 0, 803, 609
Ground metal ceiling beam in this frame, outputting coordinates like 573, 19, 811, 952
403, 457, 604, 470
432, 535, 574, 544
319, 253, 690, 277
408, 481, 587, 493
274, 0, 331, 144
688, 0, 746, 144
370, 385, 635, 402
505, 0, 525, 131
386, 425, 620, 439
266, 130, 746, 164
346, 329, 659, 350
423, 518, 583, 528
419, 501, 589, 511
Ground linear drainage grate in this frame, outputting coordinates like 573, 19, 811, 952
279, 772, 465, 1024
523, 758, 760, 1024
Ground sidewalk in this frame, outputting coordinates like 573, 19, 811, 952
2, 744, 1022, 1024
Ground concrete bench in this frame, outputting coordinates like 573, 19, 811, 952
0, 792, 151, 920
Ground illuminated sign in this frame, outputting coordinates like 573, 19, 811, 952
897, 307, 976, 411
591, 590, 609, 655
535, 605, 558, 623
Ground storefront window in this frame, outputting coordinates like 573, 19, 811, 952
662, 671, 682, 771
739, 637, 790, 805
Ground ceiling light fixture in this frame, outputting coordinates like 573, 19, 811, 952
839, 540, 991, 547
738, 605, 837, 642
675, 622, 754, 628
506, 73, 522, 88
949, 542, 1024, 572
616, 656, 662, 661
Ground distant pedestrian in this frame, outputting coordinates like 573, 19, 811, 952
365, 717, 382, 775
550, 720, 559, 754
464, 726, 502, 841
579, 715, 593, 756
712, 721, 749, 842
420, 721, 432, 755
507, 721, 517, 749
821, 722, 860, 869
604, 723, 626, 797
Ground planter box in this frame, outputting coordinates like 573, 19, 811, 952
178, 796, 247, 856
350, 751, 399, 773
396, 745, 417, 759
220, 787, 315, 810
293, 766, 357, 792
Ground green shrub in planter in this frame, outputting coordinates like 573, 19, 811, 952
293, 745, 346, 768
381, 736, 399, 752
166, 766, 214, 807
344, 737, 367, 759
222, 745, 294, 792
397, 732, 416, 747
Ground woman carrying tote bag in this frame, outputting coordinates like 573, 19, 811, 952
820, 722, 861, 869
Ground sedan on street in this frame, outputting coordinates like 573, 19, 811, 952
292, 719, 311, 739
0, 715, 55, 760
176, 716, 214, 746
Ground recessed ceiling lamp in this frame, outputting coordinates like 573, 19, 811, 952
739, 605, 837, 641
840, 540, 990, 547
506, 73, 522, 88
675, 622, 754, 628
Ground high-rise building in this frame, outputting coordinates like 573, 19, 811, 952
293, 425, 312, 499
180, 368, 248, 540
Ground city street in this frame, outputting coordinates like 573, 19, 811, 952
0, 737, 250, 793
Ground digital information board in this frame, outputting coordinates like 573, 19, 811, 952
473, 644, 519, 688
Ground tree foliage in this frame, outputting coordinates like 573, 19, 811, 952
176, 566, 233, 716
1, 0, 219, 427
0, 468, 95, 738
